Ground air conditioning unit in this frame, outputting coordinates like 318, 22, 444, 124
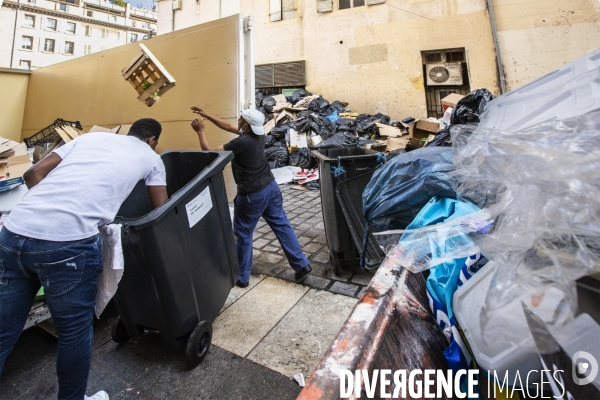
426, 63, 463, 86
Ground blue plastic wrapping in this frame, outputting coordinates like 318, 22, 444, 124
362, 147, 456, 231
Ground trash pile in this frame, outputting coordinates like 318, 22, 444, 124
256, 87, 498, 192
256, 89, 401, 190
360, 48, 600, 396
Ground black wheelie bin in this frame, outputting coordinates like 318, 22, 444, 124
111, 150, 238, 368
312, 148, 381, 274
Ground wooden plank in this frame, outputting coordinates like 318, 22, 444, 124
138, 44, 176, 84
137, 76, 169, 103
121, 51, 147, 78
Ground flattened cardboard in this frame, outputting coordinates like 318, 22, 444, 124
441, 93, 465, 112
118, 124, 132, 135
409, 119, 439, 140
376, 123, 402, 137
408, 137, 428, 150
263, 119, 276, 135
294, 95, 319, 108
0, 154, 32, 191
387, 136, 409, 151
275, 110, 297, 126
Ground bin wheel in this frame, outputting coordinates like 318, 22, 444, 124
185, 321, 212, 368
112, 316, 133, 344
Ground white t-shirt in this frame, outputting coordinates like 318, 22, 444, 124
5, 132, 166, 241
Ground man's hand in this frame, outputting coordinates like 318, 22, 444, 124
191, 106, 208, 117
191, 117, 205, 133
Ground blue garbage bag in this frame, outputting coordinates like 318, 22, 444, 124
401, 196, 485, 399
325, 109, 340, 124
362, 147, 456, 231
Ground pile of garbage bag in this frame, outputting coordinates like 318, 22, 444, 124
362, 49, 600, 397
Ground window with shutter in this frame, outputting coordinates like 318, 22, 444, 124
255, 61, 306, 88
282, 0, 295, 19
317, 0, 333, 13
270, 0, 282, 22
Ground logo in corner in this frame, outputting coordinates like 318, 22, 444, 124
572, 351, 598, 386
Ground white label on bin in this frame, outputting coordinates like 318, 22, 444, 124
186, 186, 212, 228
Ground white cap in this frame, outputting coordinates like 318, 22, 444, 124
240, 109, 265, 135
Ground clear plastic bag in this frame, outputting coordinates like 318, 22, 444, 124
379, 110, 600, 343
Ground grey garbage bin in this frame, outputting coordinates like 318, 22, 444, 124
111, 150, 238, 368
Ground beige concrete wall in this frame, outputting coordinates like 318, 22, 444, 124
241, 0, 498, 119
0, 68, 29, 142
493, 0, 600, 91
21, 14, 242, 198
160, 0, 499, 120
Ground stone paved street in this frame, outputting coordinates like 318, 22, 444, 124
0, 183, 375, 400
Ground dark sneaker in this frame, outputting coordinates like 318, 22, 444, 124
295, 265, 312, 281
236, 280, 249, 288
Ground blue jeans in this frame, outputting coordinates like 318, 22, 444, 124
0, 228, 102, 400
234, 181, 309, 283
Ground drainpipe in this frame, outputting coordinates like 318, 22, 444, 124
486, 0, 507, 94
171, 0, 175, 32
10, 4, 21, 68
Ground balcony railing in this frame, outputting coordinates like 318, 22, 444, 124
84, 0, 125, 13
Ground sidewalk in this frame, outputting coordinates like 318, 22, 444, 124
0, 184, 374, 400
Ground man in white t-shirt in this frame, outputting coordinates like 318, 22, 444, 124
0, 118, 168, 400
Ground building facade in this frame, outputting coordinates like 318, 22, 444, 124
0, 0, 157, 70
154, 0, 600, 120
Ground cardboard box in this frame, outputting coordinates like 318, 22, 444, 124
387, 137, 409, 151
275, 110, 296, 126
89, 125, 131, 135
376, 123, 402, 137
441, 93, 465, 112
0, 154, 32, 191
408, 137, 429, 150
263, 118, 276, 135
289, 129, 308, 148
409, 119, 439, 140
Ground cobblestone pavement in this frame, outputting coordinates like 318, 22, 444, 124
249, 184, 374, 298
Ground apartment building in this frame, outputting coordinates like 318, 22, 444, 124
0, 0, 157, 70
154, 0, 600, 120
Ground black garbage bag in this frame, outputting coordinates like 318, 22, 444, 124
268, 160, 287, 169
387, 148, 407, 160
296, 110, 312, 119
450, 89, 494, 125
362, 147, 455, 231
336, 119, 356, 134
289, 148, 316, 169
294, 115, 335, 137
265, 146, 289, 168
262, 96, 277, 114
304, 181, 320, 191
265, 134, 276, 148
288, 89, 312, 105
323, 100, 347, 116
271, 123, 292, 140
272, 141, 287, 148
357, 137, 379, 147
293, 118, 314, 134
255, 89, 264, 108
307, 96, 331, 116
315, 133, 358, 149
425, 128, 452, 147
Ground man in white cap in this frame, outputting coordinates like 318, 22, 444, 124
190, 106, 312, 287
